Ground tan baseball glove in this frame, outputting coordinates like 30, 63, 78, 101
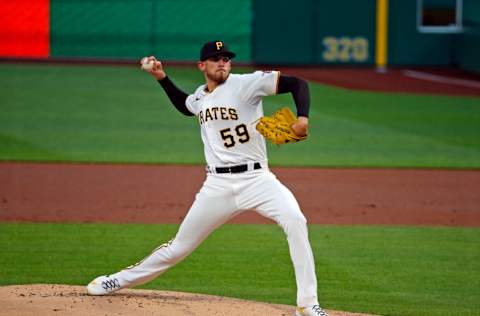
255, 107, 307, 145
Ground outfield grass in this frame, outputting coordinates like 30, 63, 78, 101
1, 63, 480, 168
0, 223, 478, 316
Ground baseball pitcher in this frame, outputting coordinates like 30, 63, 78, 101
86, 40, 328, 316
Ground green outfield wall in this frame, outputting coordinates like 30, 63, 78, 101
1, 0, 479, 73
253, 0, 479, 71
253, 0, 376, 65
387, 0, 453, 66
50, 0, 253, 62
453, 0, 480, 73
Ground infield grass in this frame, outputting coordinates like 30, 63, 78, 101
1, 63, 480, 168
0, 223, 479, 316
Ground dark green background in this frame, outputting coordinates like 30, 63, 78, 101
253, 0, 376, 65
50, 0, 253, 62
47, 0, 480, 71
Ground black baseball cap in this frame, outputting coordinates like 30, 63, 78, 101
200, 40, 236, 61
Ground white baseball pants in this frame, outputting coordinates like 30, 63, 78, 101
114, 168, 319, 307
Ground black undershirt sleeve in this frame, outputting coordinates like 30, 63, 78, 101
157, 76, 194, 116
277, 75, 310, 118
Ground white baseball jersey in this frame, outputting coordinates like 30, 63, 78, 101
185, 70, 280, 167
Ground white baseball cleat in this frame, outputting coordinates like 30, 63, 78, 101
295, 305, 329, 316
86, 275, 123, 295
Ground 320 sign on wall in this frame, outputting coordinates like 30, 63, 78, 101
322, 36, 369, 63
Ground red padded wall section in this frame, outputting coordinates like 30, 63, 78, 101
0, 0, 50, 57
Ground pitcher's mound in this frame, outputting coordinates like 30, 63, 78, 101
0, 284, 377, 316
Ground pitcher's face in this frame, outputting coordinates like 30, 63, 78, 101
198, 55, 231, 84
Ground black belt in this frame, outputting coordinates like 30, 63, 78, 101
215, 162, 262, 174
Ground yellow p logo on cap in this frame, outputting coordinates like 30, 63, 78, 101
215, 41, 223, 51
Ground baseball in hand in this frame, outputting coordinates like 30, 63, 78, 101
141, 57, 155, 71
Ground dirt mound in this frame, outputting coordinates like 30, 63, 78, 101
0, 284, 377, 316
